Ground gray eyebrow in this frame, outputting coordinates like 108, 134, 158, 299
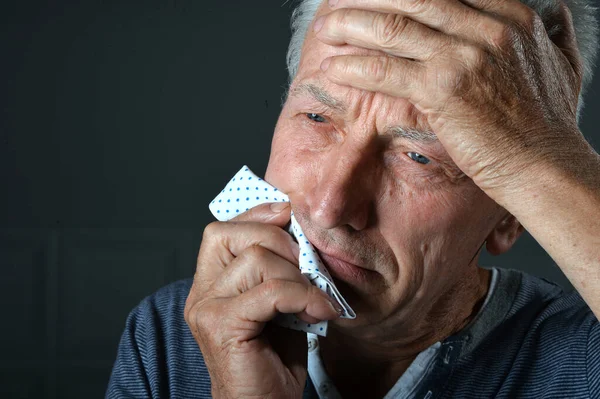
290, 83, 347, 113
386, 126, 438, 143
291, 83, 438, 143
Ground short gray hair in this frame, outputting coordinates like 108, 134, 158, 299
285, 0, 599, 122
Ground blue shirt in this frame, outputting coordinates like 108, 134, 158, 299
305, 268, 502, 399
106, 267, 600, 398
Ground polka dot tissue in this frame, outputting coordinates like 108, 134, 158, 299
209, 165, 356, 336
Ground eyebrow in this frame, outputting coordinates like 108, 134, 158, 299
386, 126, 438, 143
290, 83, 347, 113
291, 82, 438, 143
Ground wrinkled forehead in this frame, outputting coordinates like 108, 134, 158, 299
291, 4, 432, 132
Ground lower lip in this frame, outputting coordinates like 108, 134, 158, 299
318, 252, 375, 284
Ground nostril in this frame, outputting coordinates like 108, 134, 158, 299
311, 205, 342, 230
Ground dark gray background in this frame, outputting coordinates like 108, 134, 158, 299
1, 0, 598, 398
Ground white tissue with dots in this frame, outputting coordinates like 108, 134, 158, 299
208, 165, 356, 337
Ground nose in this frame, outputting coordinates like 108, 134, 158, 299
305, 141, 377, 231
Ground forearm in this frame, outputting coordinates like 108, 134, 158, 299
492, 142, 600, 319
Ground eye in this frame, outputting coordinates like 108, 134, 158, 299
306, 113, 326, 123
407, 152, 431, 165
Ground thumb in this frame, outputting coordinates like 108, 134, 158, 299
231, 202, 292, 227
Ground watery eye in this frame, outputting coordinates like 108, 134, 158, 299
306, 113, 326, 123
407, 152, 431, 165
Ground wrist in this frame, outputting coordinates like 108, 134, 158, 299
475, 130, 600, 209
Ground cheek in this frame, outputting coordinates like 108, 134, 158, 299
265, 128, 321, 195
378, 188, 485, 257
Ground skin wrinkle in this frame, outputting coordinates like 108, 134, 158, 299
293, 80, 470, 187
292, 82, 348, 113
292, 82, 466, 184
292, 81, 439, 144
261, 4, 524, 396
293, 206, 385, 270
181, 1, 600, 397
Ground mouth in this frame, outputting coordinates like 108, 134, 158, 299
309, 240, 377, 284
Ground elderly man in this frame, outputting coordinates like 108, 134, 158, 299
107, 0, 599, 397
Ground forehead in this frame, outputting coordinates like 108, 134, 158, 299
291, 5, 432, 132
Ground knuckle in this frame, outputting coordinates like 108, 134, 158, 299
488, 21, 517, 49
202, 221, 222, 241
232, 246, 275, 293
263, 222, 285, 239
432, 63, 467, 98
183, 297, 194, 325
262, 278, 284, 295
252, 222, 287, 248
459, 45, 486, 69
519, 7, 543, 33
331, 8, 352, 31
405, 0, 432, 13
368, 57, 393, 85
378, 14, 411, 48
260, 278, 292, 302
242, 244, 269, 263
184, 297, 211, 332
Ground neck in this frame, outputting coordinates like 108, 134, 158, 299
318, 267, 491, 398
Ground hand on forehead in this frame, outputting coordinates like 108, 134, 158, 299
312, 0, 549, 70
297, 0, 541, 130
302, 0, 582, 189
321, 0, 539, 31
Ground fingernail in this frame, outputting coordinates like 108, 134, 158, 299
325, 296, 343, 316
320, 58, 331, 71
313, 16, 325, 33
328, 0, 338, 8
291, 242, 300, 259
270, 202, 290, 213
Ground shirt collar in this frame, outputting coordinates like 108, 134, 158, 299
305, 267, 516, 399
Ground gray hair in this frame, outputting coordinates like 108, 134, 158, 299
285, 0, 599, 123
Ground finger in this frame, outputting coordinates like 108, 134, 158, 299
195, 220, 300, 291
456, 0, 541, 30
196, 281, 339, 343
208, 244, 331, 325
210, 244, 307, 297
201, 221, 299, 263
315, 9, 455, 61
230, 201, 292, 227
322, 52, 485, 110
208, 245, 330, 325
549, 1, 583, 88
231, 279, 340, 336
328, 0, 507, 45
294, 310, 324, 325
321, 54, 424, 103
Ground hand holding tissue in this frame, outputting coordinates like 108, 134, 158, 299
209, 165, 356, 337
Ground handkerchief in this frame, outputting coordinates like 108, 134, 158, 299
209, 166, 356, 337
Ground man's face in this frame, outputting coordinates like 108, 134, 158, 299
265, 5, 506, 330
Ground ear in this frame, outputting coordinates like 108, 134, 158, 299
485, 213, 525, 256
